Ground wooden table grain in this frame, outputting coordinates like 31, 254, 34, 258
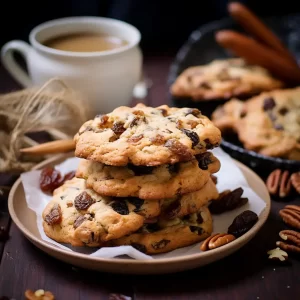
0, 54, 300, 300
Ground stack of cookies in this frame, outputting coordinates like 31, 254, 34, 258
42, 103, 222, 254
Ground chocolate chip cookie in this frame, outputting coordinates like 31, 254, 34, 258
212, 87, 300, 160
75, 152, 220, 199
170, 58, 284, 101
74, 103, 221, 166
42, 177, 149, 247
106, 206, 213, 254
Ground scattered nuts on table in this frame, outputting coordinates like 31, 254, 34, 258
290, 172, 300, 194
276, 230, 300, 254
200, 233, 236, 251
267, 247, 288, 261
266, 169, 292, 198
227, 210, 258, 238
25, 289, 55, 300
279, 205, 300, 230
208, 187, 248, 214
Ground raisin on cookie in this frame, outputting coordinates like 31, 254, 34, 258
212, 87, 300, 160
170, 58, 284, 101
74, 103, 221, 166
42, 177, 150, 247
75, 152, 220, 199
106, 206, 213, 254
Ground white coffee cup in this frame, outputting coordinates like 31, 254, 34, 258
1, 16, 142, 114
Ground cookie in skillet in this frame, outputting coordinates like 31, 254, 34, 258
170, 58, 284, 101
42, 177, 150, 247
106, 206, 213, 254
73, 103, 221, 166
75, 152, 220, 199
212, 87, 300, 160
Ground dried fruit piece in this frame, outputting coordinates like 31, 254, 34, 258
279, 205, 300, 230
228, 210, 258, 238
278, 107, 289, 115
181, 129, 199, 147
164, 139, 193, 161
150, 134, 165, 145
263, 97, 276, 111
44, 204, 62, 225
39, 167, 62, 193
209, 187, 248, 214
127, 197, 144, 212
74, 192, 95, 211
185, 108, 201, 117
163, 199, 181, 219
62, 171, 75, 182
151, 239, 170, 250
73, 215, 86, 229
111, 122, 126, 135
200, 233, 235, 251
111, 201, 129, 215
131, 243, 147, 253
127, 164, 154, 176
290, 172, 300, 193
196, 152, 213, 170
128, 134, 143, 144
159, 108, 168, 117
267, 247, 288, 261
167, 163, 180, 174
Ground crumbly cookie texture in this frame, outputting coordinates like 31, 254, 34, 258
212, 87, 300, 160
75, 152, 220, 199
74, 103, 221, 166
42, 177, 148, 247
106, 206, 213, 254
170, 58, 284, 101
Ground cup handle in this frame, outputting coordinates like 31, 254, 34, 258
1, 40, 33, 87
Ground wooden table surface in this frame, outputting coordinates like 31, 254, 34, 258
0, 53, 300, 300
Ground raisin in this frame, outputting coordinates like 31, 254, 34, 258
209, 188, 248, 214
63, 170, 75, 182
181, 129, 199, 147
127, 197, 144, 211
189, 226, 203, 235
240, 110, 247, 118
73, 215, 86, 229
130, 116, 146, 127
200, 82, 211, 89
196, 152, 213, 170
164, 199, 181, 219
159, 108, 168, 116
168, 163, 180, 174
111, 201, 129, 215
204, 138, 214, 149
150, 134, 165, 145
74, 192, 95, 210
228, 210, 258, 238
164, 139, 193, 161
111, 122, 126, 135
0, 226, 9, 242
263, 97, 276, 111
151, 239, 170, 250
186, 108, 201, 117
128, 134, 143, 143
131, 243, 147, 253
39, 167, 62, 194
278, 107, 289, 115
127, 164, 154, 176
44, 203, 62, 225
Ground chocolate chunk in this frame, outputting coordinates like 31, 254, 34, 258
168, 163, 180, 174
164, 139, 193, 161
131, 243, 147, 253
44, 203, 62, 225
145, 223, 160, 233
196, 152, 213, 170
200, 82, 211, 89
204, 138, 214, 149
127, 197, 144, 212
111, 201, 129, 215
130, 116, 146, 127
127, 164, 154, 176
151, 239, 170, 250
73, 215, 86, 229
189, 226, 204, 235
263, 97, 276, 111
74, 192, 95, 211
164, 199, 181, 219
278, 107, 289, 115
159, 109, 168, 117
197, 213, 203, 223
181, 129, 199, 147
185, 108, 201, 117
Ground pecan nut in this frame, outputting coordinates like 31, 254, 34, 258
266, 169, 292, 198
25, 289, 55, 300
290, 172, 300, 194
279, 205, 300, 230
267, 247, 288, 261
200, 233, 235, 251
276, 229, 300, 254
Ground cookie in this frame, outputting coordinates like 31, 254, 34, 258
212, 87, 300, 160
42, 177, 147, 247
161, 177, 219, 219
170, 58, 284, 101
106, 206, 213, 254
75, 152, 220, 199
74, 103, 221, 166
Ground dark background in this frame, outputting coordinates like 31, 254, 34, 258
2, 0, 300, 52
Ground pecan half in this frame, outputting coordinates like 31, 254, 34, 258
267, 247, 288, 261
290, 172, 300, 193
25, 289, 55, 300
266, 169, 292, 198
200, 233, 235, 251
279, 205, 300, 230
276, 230, 300, 254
